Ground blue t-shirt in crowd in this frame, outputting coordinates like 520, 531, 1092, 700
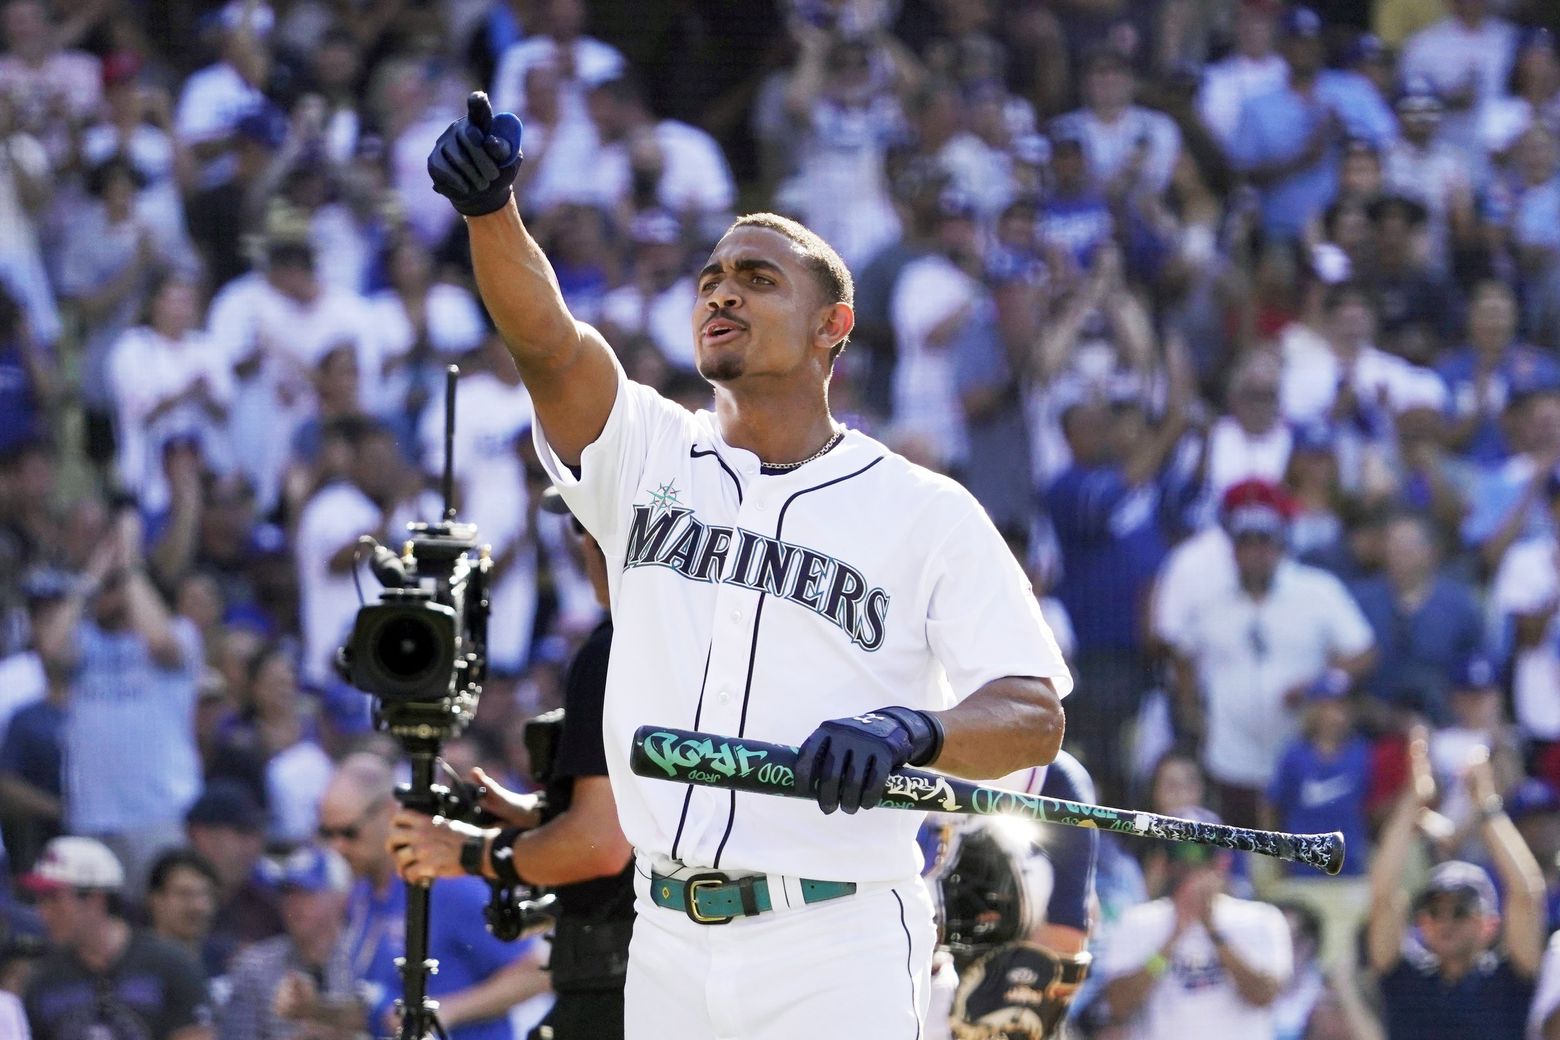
1045, 464, 1176, 651
1379, 941, 1533, 1040
1266, 735, 1371, 877
1037, 190, 1113, 272
1228, 77, 1389, 241
1350, 575, 1484, 725
0, 698, 64, 796
345, 874, 534, 1040
1436, 345, 1560, 464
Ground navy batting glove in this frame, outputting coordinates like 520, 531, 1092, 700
793, 706, 945, 815
427, 91, 524, 217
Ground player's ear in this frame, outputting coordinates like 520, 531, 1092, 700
816, 302, 854, 352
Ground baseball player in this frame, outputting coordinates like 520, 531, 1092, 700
930, 751, 1098, 1040
404, 92, 1071, 1038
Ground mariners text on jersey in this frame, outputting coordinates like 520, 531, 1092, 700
623, 503, 891, 650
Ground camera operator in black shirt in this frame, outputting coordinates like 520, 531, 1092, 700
389, 488, 634, 1040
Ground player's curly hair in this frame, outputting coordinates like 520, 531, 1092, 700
729, 212, 854, 359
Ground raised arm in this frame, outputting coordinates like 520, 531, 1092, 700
430, 93, 618, 466
1366, 726, 1435, 974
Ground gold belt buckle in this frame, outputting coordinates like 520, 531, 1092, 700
683, 871, 733, 925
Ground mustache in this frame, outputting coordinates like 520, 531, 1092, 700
702, 309, 748, 331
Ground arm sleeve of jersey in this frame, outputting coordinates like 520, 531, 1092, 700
1039, 749, 1098, 932
1317, 572, 1375, 657
924, 503, 1073, 702
529, 350, 691, 551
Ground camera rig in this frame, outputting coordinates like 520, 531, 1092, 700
336, 367, 553, 1040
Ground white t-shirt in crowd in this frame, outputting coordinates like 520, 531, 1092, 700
1054, 105, 1182, 197
1205, 416, 1294, 503
267, 738, 333, 844
418, 374, 538, 672
1151, 524, 1236, 650
295, 482, 384, 688
1198, 53, 1290, 147
371, 282, 488, 408
1399, 15, 1517, 149
588, 120, 736, 221
599, 277, 699, 371
393, 111, 463, 250
490, 35, 626, 122
107, 325, 235, 511
890, 254, 982, 470
1172, 559, 1375, 787
1491, 534, 1560, 741
1098, 894, 1293, 1040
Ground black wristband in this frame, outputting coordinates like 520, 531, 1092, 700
487, 826, 526, 888
877, 706, 945, 766
459, 833, 488, 876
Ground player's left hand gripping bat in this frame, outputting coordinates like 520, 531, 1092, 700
629, 725, 1345, 875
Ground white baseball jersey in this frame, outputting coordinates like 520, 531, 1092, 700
535, 356, 1072, 883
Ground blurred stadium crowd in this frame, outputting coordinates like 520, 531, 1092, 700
10, 0, 1560, 1037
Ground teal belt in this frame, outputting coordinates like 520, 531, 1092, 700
650, 869, 857, 925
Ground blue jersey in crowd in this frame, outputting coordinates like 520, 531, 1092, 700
1266, 735, 1371, 877
345, 874, 534, 1040
1045, 465, 1175, 652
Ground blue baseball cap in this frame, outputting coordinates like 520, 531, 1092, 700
1507, 778, 1560, 821
1452, 654, 1500, 691
1417, 860, 1498, 915
1283, 6, 1323, 39
270, 845, 352, 893
1291, 420, 1337, 453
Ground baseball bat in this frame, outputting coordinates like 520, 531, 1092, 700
630, 725, 1345, 875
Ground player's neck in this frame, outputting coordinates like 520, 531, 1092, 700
713, 386, 837, 468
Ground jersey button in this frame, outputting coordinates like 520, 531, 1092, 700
718, 689, 731, 702
730, 607, 743, 622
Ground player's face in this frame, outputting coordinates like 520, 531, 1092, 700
692, 227, 847, 388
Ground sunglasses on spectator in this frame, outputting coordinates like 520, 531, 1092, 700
317, 798, 388, 842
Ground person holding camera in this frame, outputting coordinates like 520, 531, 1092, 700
389, 487, 634, 1040
313, 754, 549, 1040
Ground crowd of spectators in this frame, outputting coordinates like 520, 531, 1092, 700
9, 0, 1560, 1037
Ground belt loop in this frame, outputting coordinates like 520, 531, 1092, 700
737, 875, 761, 917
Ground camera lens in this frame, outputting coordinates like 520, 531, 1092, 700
373, 615, 443, 684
